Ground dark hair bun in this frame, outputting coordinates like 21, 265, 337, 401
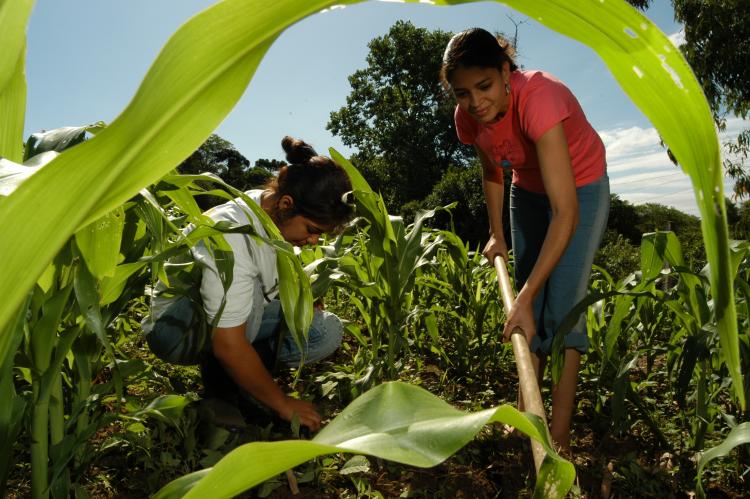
282, 136, 317, 164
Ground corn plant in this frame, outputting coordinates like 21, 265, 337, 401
696, 422, 750, 499
0, 127, 305, 496
633, 233, 749, 453
558, 254, 666, 445
414, 237, 505, 378
306, 155, 464, 381
154, 381, 574, 498
575, 231, 749, 493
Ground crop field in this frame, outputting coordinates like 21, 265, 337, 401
1, 1, 748, 498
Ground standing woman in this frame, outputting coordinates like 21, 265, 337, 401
144, 136, 354, 432
441, 28, 609, 453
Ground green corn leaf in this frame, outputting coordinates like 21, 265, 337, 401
641, 232, 681, 282
0, 0, 34, 162
0, 47, 26, 163
99, 262, 149, 306
153, 470, 211, 499
276, 249, 313, 353
23, 124, 102, 161
675, 331, 710, 408
728, 240, 750, 280
30, 282, 72, 373
696, 422, 750, 499
74, 207, 125, 280
155, 382, 574, 499
550, 287, 657, 382
604, 293, 635, 360
73, 255, 122, 395
0, 152, 58, 198
133, 394, 195, 426
642, 231, 708, 326
398, 208, 440, 285
163, 185, 205, 219
329, 147, 373, 194
0, 0, 34, 92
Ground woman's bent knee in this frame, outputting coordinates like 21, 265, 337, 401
306, 311, 344, 362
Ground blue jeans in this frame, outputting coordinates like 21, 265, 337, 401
200, 286, 343, 405
510, 174, 610, 354
243, 279, 343, 366
252, 299, 343, 367
148, 284, 343, 367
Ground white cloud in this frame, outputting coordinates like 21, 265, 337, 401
668, 29, 685, 48
598, 121, 744, 216
607, 150, 676, 174
599, 125, 661, 157
609, 169, 685, 188
720, 116, 749, 140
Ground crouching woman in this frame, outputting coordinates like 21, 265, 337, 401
143, 136, 354, 432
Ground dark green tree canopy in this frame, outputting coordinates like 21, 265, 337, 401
673, 0, 750, 199
673, 0, 749, 120
178, 134, 248, 185
177, 134, 273, 209
328, 20, 473, 209
177, 134, 273, 191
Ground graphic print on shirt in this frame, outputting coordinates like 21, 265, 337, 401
490, 139, 524, 170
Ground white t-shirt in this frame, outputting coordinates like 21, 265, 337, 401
145, 190, 278, 333
196, 189, 278, 328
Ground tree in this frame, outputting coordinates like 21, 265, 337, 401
731, 199, 750, 240
327, 21, 474, 210
634, 202, 706, 267
606, 194, 642, 245
594, 233, 641, 282
673, 0, 750, 199
178, 134, 250, 186
177, 134, 273, 208
419, 163, 488, 247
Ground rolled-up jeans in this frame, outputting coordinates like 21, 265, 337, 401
243, 279, 343, 366
510, 174, 610, 355
148, 281, 343, 366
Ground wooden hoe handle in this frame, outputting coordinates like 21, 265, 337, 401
493, 255, 549, 473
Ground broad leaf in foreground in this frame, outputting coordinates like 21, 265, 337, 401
155, 382, 574, 499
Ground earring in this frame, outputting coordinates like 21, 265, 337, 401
505, 82, 511, 95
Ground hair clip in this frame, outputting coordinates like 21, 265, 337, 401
341, 191, 356, 206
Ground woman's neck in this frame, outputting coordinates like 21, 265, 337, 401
260, 189, 276, 215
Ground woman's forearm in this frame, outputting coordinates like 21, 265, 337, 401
483, 176, 505, 237
212, 327, 286, 412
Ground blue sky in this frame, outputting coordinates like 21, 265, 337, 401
24, 0, 741, 216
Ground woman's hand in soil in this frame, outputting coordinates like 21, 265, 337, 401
277, 396, 322, 432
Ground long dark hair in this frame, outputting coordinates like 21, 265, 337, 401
265, 136, 353, 229
440, 27, 518, 87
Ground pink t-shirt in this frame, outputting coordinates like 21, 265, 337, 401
455, 70, 606, 193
